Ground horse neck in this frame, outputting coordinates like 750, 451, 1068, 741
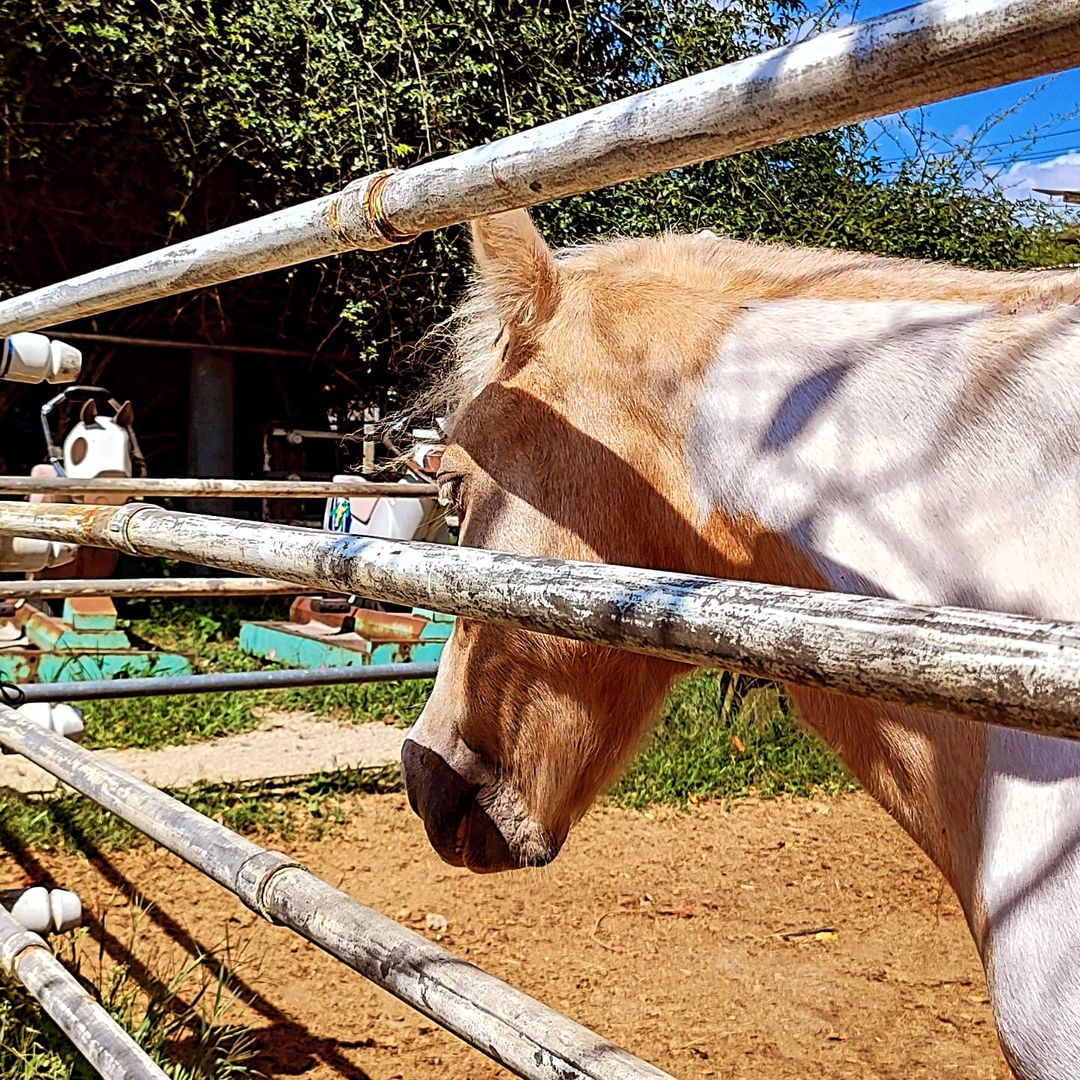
660, 290, 1080, 938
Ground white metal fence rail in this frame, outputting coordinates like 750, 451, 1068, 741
0, 500, 1076, 738
0, 0, 1077, 335
0, 477, 437, 498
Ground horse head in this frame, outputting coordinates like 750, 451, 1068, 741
401, 210, 736, 872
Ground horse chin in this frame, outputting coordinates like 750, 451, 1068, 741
473, 786, 562, 872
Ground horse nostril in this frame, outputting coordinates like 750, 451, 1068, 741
400, 739, 480, 865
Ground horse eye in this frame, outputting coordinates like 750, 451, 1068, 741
436, 475, 463, 510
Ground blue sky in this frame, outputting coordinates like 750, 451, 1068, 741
824, 0, 1080, 202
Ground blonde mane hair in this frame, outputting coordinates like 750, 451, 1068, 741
405, 227, 1080, 440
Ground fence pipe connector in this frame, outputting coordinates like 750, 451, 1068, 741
0, 500, 1078, 739
1, 0, 1080, 333
0, 887, 83, 935
0, 902, 169, 1080
0, 704, 674, 1080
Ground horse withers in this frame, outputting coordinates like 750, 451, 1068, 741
401, 209, 1080, 1079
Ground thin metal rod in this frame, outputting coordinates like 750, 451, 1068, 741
0, 577, 318, 599
15, 662, 439, 703
0, 705, 672, 1080
1, 0, 1078, 334
47, 330, 349, 360
0, 501, 1077, 739
0, 477, 437, 498
0, 903, 169, 1080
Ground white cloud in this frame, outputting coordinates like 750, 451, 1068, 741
997, 151, 1080, 202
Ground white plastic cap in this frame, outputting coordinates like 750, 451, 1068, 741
14, 702, 86, 743
1, 333, 82, 384
48, 340, 82, 383
7, 887, 82, 934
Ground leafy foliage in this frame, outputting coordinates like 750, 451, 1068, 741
1, 0, 1066, 476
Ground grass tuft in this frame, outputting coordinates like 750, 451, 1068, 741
0, 923, 257, 1079
610, 670, 855, 808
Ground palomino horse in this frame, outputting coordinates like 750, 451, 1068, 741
401, 210, 1080, 1078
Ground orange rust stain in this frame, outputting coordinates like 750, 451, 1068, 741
325, 196, 343, 234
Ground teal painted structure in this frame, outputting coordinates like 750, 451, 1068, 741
0, 598, 192, 683
239, 608, 453, 670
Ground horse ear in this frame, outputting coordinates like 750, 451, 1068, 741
471, 210, 558, 329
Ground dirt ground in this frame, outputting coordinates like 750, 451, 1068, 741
3, 792, 1010, 1080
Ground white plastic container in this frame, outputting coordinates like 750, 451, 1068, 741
323, 475, 448, 543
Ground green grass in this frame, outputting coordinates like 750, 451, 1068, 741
80, 675, 433, 750
611, 670, 855, 808
0, 768, 404, 856
0, 927, 256, 1079
77, 597, 432, 750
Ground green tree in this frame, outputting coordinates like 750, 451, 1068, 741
0, 0, 1067, 473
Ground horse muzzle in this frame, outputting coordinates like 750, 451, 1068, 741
400, 737, 557, 873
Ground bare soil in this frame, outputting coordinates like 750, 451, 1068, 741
0, 713, 404, 794
3, 792, 1010, 1079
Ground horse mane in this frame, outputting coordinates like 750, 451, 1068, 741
406, 228, 1080, 439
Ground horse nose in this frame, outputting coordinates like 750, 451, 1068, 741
400, 739, 478, 866
401, 738, 520, 873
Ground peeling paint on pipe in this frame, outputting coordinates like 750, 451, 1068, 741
0, 0, 1079, 333
0, 501, 1078, 739
0, 902, 169, 1080
0, 705, 674, 1080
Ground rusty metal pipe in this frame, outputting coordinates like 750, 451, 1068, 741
0, 477, 437, 499
1, 500, 1079, 739
0, 0, 1078, 333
